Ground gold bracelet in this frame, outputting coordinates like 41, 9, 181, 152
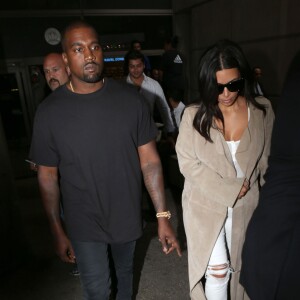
156, 211, 171, 219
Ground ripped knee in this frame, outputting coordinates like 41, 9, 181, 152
205, 262, 232, 279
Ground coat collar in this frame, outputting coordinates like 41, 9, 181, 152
212, 102, 264, 175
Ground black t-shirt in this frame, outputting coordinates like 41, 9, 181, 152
30, 78, 157, 243
161, 49, 184, 91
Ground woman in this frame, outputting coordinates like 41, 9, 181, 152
241, 62, 300, 300
176, 40, 274, 300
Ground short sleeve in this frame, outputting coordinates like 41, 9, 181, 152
136, 96, 158, 146
29, 106, 59, 167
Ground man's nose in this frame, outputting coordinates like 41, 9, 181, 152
85, 49, 95, 61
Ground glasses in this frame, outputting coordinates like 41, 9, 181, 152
217, 78, 244, 94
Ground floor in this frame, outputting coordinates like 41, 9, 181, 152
0, 174, 190, 300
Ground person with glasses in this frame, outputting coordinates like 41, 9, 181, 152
175, 39, 274, 300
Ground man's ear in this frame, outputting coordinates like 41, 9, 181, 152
62, 53, 68, 66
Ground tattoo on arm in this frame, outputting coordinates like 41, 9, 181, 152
141, 160, 166, 212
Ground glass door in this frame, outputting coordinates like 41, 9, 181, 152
0, 63, 34, 178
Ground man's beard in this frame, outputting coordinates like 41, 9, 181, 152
83, 72, 103, 83
83, 62, 103, 83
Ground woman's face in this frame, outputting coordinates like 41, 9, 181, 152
216, 68, 242, 107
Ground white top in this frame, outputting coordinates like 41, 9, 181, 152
126, 73, 175, 133
226, 140, 244, 178
173, 101, 185, 128
226, 107, 250, 178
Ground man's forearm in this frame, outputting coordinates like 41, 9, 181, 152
141, 160, 167, 212
37, 170, 65, 238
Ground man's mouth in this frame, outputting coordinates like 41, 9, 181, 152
84, 63, 98, 72
49, 79, 59, 85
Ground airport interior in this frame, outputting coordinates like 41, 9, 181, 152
0, 0, 300, 299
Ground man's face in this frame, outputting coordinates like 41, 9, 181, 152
128, 58, 145, 80
152, 69, 160, 81
133, 42, 141, 51
254, 68, 262, 79
43, 54, 69, 91
62, 26, 104, 84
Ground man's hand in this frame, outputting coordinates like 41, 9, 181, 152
138, 140, 181, 257
157, 218, 182, 257
54, 233, 76, 263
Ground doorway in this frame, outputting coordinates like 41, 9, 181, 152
0, 63, 37, 178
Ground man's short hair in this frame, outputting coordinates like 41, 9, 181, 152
131, 40, 141, 49
167, 89, 183, 103
61, 20, 99, 51
125, 50, 145, 65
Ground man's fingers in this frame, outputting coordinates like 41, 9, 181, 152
159, 237, 182, 256
169, 240, 182, 257
159, 236, 169, 253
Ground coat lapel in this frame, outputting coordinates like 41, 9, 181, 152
236, 103, 263, 177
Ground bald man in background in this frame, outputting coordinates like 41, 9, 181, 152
43, 52, 70, 91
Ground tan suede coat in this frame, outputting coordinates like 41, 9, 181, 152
176, 97, 274, 300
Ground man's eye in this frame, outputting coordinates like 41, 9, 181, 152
92, 45, 100, 51
74, 48, 83, 53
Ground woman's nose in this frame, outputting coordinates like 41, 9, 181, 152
223, 87, 230, 97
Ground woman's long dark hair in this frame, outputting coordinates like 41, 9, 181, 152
193, 39, 266, 142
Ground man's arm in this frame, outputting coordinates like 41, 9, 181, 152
37, 165, 75, 263
138, 140, 181, 256
155, 84, 175, 134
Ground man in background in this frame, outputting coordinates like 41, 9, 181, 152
126, 50, 175, 138
253, 66, 265, 96
43, 52, 70, 91
159, 36, 185, 102
131, 39, 151, 76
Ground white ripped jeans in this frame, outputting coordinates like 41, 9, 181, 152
205, 207, 233, 300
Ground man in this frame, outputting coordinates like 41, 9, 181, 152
30, 21, 181, 300
167, 89, 185, 132
160, 36, 185, 103
126, 50, 175, 136
151, 67, 162, 83
43, 52, 70, 91
252, 66, 265, 96
131, 39, 151, 76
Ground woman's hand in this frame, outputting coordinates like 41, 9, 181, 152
237, 178, 250, 199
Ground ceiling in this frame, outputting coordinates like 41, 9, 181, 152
0, 1, 173, 59
1, 0, 172, 12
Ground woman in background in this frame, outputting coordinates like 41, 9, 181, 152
176, 40, 274, 299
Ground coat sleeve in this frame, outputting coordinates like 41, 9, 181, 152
175, 108, 244, 208
258, 99, 275, 186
